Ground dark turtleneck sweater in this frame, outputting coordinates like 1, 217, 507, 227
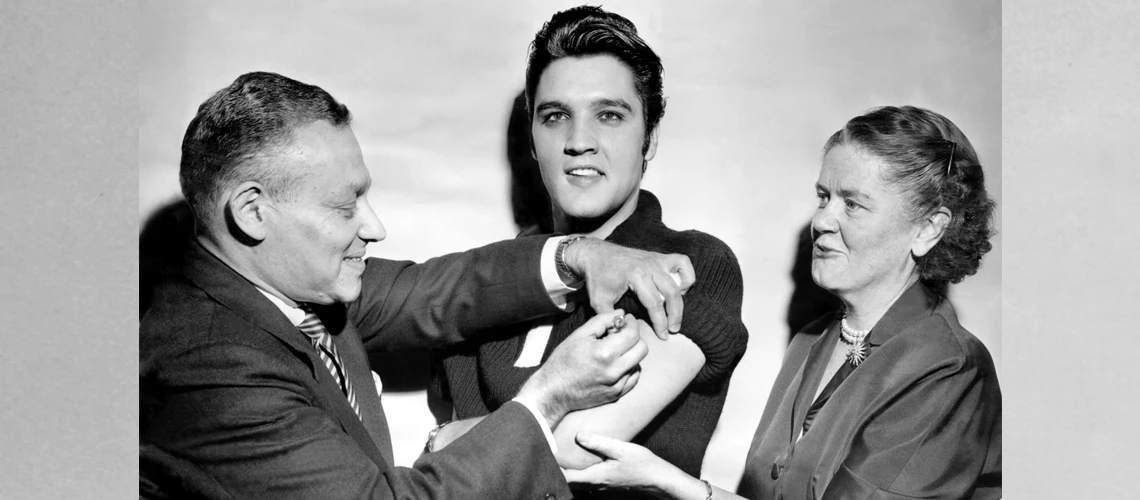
433, 190, 748, 479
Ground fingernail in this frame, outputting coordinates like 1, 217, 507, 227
577, 430, 594, 444
669, 323, 681, 333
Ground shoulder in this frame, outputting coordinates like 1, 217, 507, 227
666, 229, 739, 262
886, 309, 999, 382
141, 278, 218, 361
141, 282, 292, 379
659, 229, 743, 285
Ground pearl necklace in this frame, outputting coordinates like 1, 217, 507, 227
840, 315, 870, 366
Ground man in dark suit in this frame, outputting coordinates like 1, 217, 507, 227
140, 71, 696, 499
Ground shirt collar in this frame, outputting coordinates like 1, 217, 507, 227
255, 287, 307, 326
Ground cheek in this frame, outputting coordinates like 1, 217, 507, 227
532, 128, 562, 158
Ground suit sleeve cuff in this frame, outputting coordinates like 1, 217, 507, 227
511, 396, 558, 455
541, 236, 579, 311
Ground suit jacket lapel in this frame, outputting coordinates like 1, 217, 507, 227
182, 243, 389, 467
312, 303, 394, 467
183, 243, 314, 356
790, 318, 840, 445
794, 283, 941, 441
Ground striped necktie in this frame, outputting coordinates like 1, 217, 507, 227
298, 305, 361, 421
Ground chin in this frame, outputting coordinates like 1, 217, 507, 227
558, 191, 612, 213
326, 282, 363, 304
563, 200, 621, 221
332, 288, 362, 304
810, 267, 840, 294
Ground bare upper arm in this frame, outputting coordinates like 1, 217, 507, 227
553, 319, 705, 469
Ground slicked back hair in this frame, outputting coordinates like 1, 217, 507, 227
179, 71, 352, 229
525, 5, 665, 153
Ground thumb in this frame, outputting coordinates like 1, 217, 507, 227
575, 430, 627, 459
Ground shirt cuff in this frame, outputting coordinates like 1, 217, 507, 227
511, 396, 558, 455
541, 236, 580, 311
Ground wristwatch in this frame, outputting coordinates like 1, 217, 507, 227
423, 420, 452, 453
555, 235, 586, 284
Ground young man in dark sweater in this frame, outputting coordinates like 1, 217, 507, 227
429, 5, 748, 484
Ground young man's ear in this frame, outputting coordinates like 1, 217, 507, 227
642, 127, 660, 172
225, 181, 270, 244
912, 207, 952, 258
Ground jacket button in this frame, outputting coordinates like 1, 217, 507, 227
771, 462, 781, 479
544, 495, 556, 500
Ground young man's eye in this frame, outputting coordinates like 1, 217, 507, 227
541, 112, 568, 124
599, 111, 623, 122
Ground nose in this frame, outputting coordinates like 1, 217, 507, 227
564, 119, 597, 156
811, 203, 838, 239
357, 198, 386, 243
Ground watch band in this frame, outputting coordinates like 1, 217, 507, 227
555, 235, 586, 284
423, 420, 452, 453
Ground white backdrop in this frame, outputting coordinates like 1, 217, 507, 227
139, 0, 1001, 489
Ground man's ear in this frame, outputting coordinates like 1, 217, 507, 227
912, 206, 951, 258
225, 181, 270, 243
643, 127, 660, 164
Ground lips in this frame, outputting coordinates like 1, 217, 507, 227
813, 242, 840, 257
565, 165, 603, 177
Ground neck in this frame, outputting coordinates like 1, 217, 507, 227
196, 233, 300, 308
841, 273, 919, 332
552, 190, 640, 240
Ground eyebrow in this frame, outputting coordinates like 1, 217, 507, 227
534, 98, 634, 114
816, 183, 870, 200
534, 100, 567, 115
344, 177, 369, 198
592, 98, 633, 112
839, 188, 869, 199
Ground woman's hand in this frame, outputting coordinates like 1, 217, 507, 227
562, 431, 710, 500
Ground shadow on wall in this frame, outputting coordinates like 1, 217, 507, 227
785, 222, 842, 343
140, 198, 196, 318
506, 90, 553, 233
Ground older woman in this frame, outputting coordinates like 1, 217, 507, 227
565, 106, 1001, 500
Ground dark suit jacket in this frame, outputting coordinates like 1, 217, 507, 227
140, 237, 571, 499
738, 283, 1001, 500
